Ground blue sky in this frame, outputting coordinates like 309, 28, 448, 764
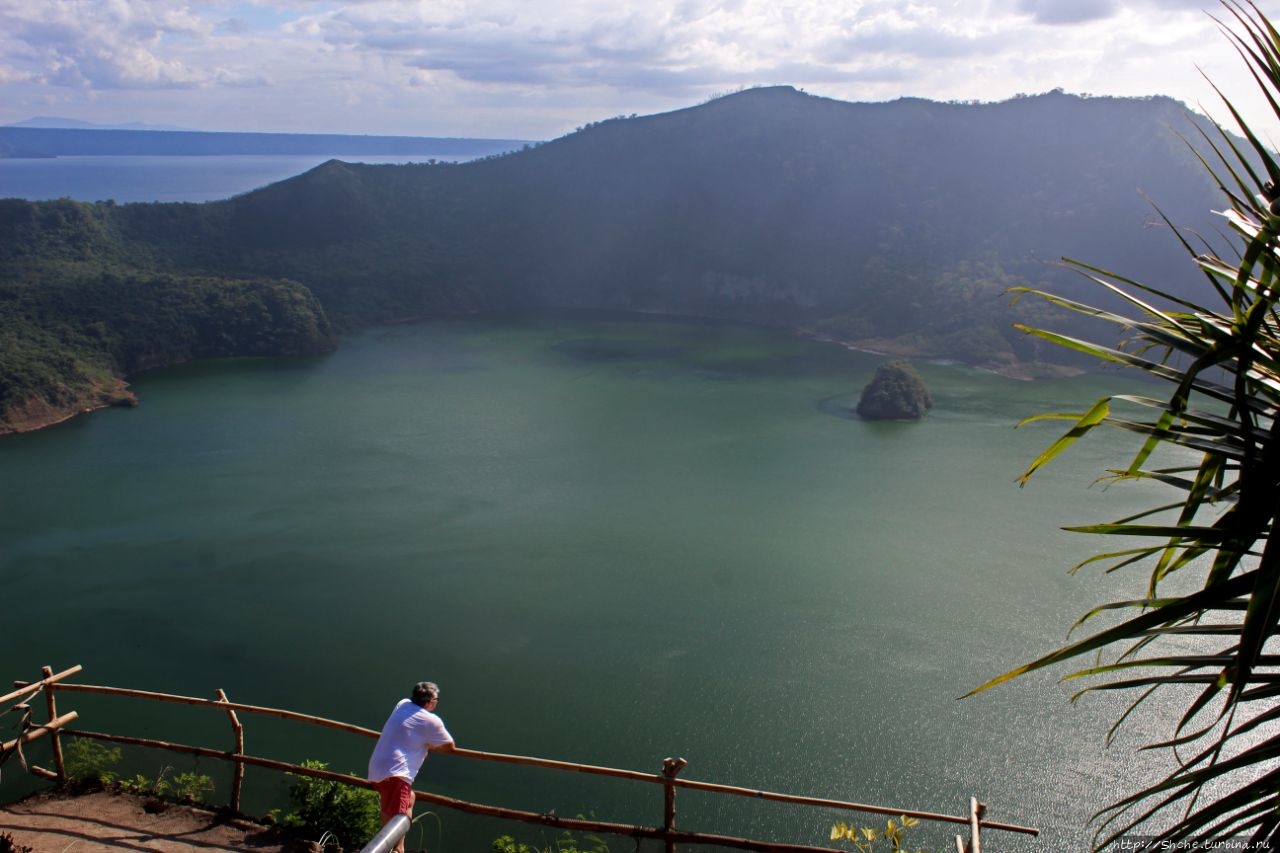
0, 0, 1269, 140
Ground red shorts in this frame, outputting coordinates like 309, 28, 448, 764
374, 776, 415, 823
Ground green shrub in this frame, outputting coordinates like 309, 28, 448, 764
156, 770, 215, 803
115, 773, 154, 795
493, 836, 533, 853
106, 764, 215, 806
63, 738, 122, 787
281, 760, 381, 849
493, 823, 610, 853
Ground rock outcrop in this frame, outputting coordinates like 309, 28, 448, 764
856, 361, 932, 421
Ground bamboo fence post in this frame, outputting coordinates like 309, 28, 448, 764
662, 757, 688, 853
216, 689, 245, 814
40, 666, 66, 784
969, 798, 984, 853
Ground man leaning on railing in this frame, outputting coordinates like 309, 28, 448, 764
367, 681, 456, 853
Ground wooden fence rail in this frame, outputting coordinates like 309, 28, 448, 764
3, 666, 1037, 853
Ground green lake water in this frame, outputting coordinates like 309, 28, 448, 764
0, 313, 1198, 850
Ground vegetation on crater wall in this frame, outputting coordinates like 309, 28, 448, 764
0, 203, 335, 433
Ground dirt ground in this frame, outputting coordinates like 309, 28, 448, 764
0, 790, 289, 852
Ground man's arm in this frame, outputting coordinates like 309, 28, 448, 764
430, 740, 456, 753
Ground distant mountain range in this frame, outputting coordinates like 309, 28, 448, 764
0, 86, 1235, 433
6, 116, 195, 132
0, 125, 532, 158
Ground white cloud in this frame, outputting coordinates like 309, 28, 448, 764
0, 65, 34, 84
0, 0, 1265, 139
1018, 0, 1118, 25
305, 1, 1025, 96
0, 0, 223, 89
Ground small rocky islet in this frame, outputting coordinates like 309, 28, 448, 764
855, 360, 932, 421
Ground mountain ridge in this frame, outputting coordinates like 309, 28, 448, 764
0, 87, 1231, 433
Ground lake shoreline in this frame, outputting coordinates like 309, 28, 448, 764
0, 379, 136, 437
0, 310, 1086, 437
795, 326, 1084, 381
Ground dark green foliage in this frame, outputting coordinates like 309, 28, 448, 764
856, 361, 932, 420
281, 760, 381, 849
113, 767, 216, 804
156, 771, 215, 803
63, 737, 122, 788
5, 90, 1228, 336
0, 208, 336, 432
63, 742, 218, 806
0, 198, 125, 264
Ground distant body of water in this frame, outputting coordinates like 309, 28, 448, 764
0, 153, 477, 203
0, 313, 1200, 851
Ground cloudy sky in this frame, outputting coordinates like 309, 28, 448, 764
0, 0, 1269, 140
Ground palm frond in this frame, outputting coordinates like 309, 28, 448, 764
967, 3, 1280, 845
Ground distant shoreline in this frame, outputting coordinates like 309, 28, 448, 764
0, 125, 534, 159
796, 327, 1080, 381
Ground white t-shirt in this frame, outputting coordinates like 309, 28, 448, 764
368, 698, 454, 783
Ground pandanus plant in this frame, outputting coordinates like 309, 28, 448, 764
967, 1, 1280, 846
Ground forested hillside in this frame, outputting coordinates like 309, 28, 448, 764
0, 87, 1227, 433
0, 199, 335, 433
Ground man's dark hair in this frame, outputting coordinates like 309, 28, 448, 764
411, 681, 439, 706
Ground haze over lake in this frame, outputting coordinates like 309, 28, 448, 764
0, 309, 1191, 850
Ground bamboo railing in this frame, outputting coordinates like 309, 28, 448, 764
1, 665, 1036, 853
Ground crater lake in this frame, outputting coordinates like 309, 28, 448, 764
0, 312, 1197, 850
